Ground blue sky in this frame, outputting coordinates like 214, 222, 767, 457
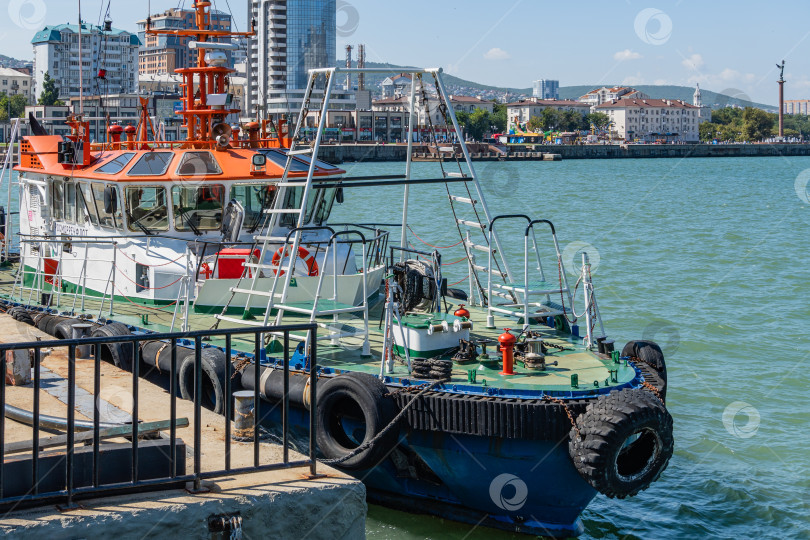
5, 0, 810, 105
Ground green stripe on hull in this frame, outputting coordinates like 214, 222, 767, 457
17, 265, 176, 308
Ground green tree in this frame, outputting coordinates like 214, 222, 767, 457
455, 110, 469, 128
463, 108, 491, 141
699, 122, 720, 142
490, 102, 507, 133
711, 107, 743, 126
0, 93, 28, 123
586, 112, 611, 131
527, 115, 544, 132
741, 107, 774, 141
38, 71, 61, 106
540, 108, 559, 131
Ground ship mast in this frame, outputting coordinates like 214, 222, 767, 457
145, 1, 255, 147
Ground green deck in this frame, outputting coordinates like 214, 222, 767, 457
0, 262, 637, 395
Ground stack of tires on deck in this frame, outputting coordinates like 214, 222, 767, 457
7, 307, 230, 415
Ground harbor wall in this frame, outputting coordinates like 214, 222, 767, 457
317, 143, 810, 162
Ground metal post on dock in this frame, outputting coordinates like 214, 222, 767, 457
110, 245, 116, 315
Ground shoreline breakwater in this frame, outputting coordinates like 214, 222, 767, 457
317, 142, 810, 163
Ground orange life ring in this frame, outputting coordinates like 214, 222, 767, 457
271, 246, 319, 276
200, 262, 213, 279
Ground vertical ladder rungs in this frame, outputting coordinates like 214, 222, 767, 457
450, 195, 477, 205
457, 219, 485, 230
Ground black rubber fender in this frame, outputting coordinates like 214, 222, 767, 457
568, 388, 673, 498
90, 322, 133, 371
315, 371, 398, 470
53, 318, 83, 340
178, 348, 227, 414
45, 315, 67, 337
35, 314, 54, 333
622, 340, 667, 400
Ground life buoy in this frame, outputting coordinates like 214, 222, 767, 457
271, 245, 319, 276
569, 388, 673, 498
200, 262, 213, 279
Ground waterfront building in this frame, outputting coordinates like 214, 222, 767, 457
693, 83, 711, 120
381, 73, 414, 98
784, 99, 810, 115
532, 79, 559, 100
373, 94, 493, 129
137, 8, 232, 75
506, 97, 591, 129
247, 0, 353, 120
0, 67, 33, 103
579, 86, 648, 109
32, 22, 140, 102
596, 98, 704, 142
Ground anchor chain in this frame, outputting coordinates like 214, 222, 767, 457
543, 395, 581, 439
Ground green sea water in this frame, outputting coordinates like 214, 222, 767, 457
328, 157, 810, 539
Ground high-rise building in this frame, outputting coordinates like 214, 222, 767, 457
136, 8, 232, 75
32, 22, 140, 101
532, 79, 559, 100
247, 0, 351, 120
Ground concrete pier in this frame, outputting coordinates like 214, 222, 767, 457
0, 315, 366, 539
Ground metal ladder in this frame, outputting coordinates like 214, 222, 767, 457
486, 215, 576, 329
215, 71, 371, 348
415, 71, 515, 307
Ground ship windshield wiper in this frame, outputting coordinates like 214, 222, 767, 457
126, 211, 153, 236
177, 207, 203, 236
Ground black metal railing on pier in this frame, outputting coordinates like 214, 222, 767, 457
0, 323, 318, 511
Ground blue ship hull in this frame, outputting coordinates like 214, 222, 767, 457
258, 399, 594, 537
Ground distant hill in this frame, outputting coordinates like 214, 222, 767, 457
0, 54, 32, 70
558, 85, 775, 111
359, 62, 775, 111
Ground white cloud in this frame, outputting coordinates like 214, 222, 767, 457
653, 78, 671, 85
622, 73, 645, 85
681, 53, 704, 71
614, 49, 642, 61
483, 47, 511, 61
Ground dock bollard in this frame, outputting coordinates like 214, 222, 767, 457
233, 390, 255, 442
71, 323, 95, 359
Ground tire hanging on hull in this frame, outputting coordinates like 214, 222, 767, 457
568, 388, 673, 498
316, 372, 398, 470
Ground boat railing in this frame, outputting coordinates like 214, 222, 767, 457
190, 225, 389, 281
0, 323, 319, 512
13, 235, 195, 330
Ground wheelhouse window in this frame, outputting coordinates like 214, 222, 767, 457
51, 181, 64, 220
311, 187, 338, 225
176, 151, 222, 176
125, 186, 169, 232
77, 182, 98, 226
64, 182, 76, 223
230, 183, 275, 230
92, 182, 121, 229
95, 152, 135, 174
126, 152, 173, 176
171, 184, 225, 231
260, 149, 310, 172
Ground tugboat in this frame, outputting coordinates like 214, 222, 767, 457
2, 2, 673, 537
